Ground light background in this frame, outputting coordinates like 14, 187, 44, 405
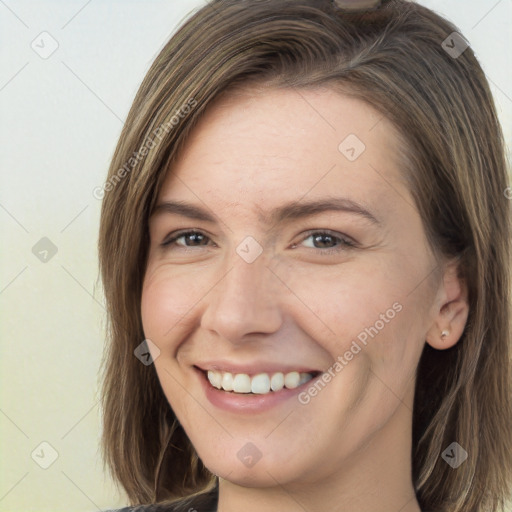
1, 1, 511, 511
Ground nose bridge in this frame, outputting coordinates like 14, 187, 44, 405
200, 243, 283, 340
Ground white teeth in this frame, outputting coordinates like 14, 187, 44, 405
251, 373, 270, 394
270, 372, 284, 391
232, 374, 251, 393
208, 370, 222, 389
284, 371, 300, 389
206, 370, 316, 394
298, 372, 312, 386
221, 372, 234, 391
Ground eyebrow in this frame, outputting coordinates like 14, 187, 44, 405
151, 197, 380, 226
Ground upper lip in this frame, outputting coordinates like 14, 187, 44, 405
194, 361, 322, 376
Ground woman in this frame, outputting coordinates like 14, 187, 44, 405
98, 0, 512, 511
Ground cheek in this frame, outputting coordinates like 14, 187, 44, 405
140, 269, 198, 345
270, 253, 403, 343
276, 255, 425, 378
140, 271, 196, 413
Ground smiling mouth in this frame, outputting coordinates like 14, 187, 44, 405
197, 367, 322, 395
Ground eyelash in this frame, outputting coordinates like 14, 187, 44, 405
160, 229, 357, 254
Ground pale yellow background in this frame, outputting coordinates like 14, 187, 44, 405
1, 1, 511, 511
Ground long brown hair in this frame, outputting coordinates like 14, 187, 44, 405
97, 1, 512, 510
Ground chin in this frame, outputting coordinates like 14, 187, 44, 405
200, 442, 308, 487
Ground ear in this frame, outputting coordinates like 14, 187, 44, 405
425, 258, 469, 350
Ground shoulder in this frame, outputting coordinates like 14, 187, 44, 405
103, 506, 216, 512
103, 485, 218, 512
102, 506, 179, 512
102, 507, 168, 512
103, 492, 218, 512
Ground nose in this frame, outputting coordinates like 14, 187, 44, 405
200, 247, 284, 343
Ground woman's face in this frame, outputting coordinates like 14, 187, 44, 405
141, 86, 447, 489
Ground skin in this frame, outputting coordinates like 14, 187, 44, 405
141, 86, 469, 512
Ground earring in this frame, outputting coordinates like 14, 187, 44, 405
441, 330, 449, 340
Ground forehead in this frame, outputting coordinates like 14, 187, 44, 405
156, 86, 408, 218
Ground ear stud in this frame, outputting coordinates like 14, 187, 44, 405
441, 330, 449, 340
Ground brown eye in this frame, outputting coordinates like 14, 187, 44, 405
296, 230, 357, 254
161, 230, 212, 249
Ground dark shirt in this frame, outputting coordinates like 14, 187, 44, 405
103, 484, 218, 512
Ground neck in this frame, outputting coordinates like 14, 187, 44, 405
216, 392, 421, 512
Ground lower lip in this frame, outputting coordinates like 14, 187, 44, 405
194, 367, 320, 414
